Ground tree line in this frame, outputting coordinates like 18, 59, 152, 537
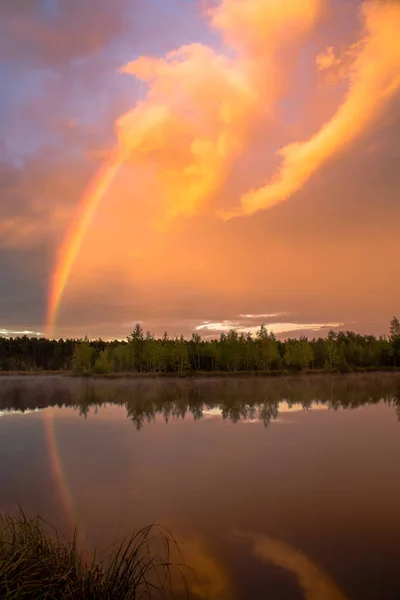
0, 317, 399, 375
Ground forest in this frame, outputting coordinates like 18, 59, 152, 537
0, 317, 399, 375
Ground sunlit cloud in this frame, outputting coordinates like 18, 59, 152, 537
49, 0, 324, 320
210, 0, 322, 55
117, 44, 256, 225
238, 313, 287, 319
114, 0, 323, 225
223, 0, 400, 218
316, 46, 341, 72
316, 39, 365, 86
195, 321, 343, 336
0, 328, 43, 338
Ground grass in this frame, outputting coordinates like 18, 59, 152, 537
0, 510, 185, 599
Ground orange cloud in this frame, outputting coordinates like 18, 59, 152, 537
222, 0, 400, 218
112, 0, 324, 226
316, 46, 341, 72
211, 0, 321, 54
118, 44, 256, 225
316, 40, 364, 87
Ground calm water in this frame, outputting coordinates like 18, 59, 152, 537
0, 373, 400, 599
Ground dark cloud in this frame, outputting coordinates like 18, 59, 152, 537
0, 147, 100, 250
0, 0, 141, 67
0, 245, 50, 328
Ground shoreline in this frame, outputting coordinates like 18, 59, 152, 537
0, 367, 399, 379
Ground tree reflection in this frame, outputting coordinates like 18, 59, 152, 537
0, 373, 399, 429
259, 402, 280, 427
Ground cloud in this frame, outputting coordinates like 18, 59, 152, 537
0, 0, 135, 67
223, 0, 400, 218
316, 46, 341, 72
117, 44, 256, 225
210, 0, 322, 54
195, 320, 343, 337
316, 39, 364, 86
109, 0, 323, 226
0, 329, 43, 338
0, 152, 93, 250
238, 313, 287, 319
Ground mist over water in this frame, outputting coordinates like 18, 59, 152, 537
1, 373, 400, 599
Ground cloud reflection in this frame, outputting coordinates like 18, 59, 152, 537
251, 534, 348, 600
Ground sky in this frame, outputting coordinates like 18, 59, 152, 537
0, 0, 399, 341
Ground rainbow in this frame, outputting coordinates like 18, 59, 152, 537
46, 150, 124, 338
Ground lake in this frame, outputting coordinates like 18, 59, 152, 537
0, 373, 400, 599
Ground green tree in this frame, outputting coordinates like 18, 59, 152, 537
93, 349, 114, 374
284, 338, 314, 371
127, 324, 144, 372
72, 339, 94, 373
189, 333, 202, 372
172, 336, 190, 374
310, 338, 328, 369
325, 330, 339, 371
389, 316, 400, 367
111, 343, 133, 372
256, 325, 279, 371
390, 316, 400, 340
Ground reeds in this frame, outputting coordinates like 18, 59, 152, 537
0, 510, 184, 599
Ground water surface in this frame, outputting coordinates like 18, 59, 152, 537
0, 373, 399, 599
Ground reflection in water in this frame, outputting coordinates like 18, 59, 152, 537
1, 374, 400, 599
250, 534, 347, 600
173, 531, 349, 600
0, 373, 399, 429
42, 409, 77, 532
171, 536, 232, 600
